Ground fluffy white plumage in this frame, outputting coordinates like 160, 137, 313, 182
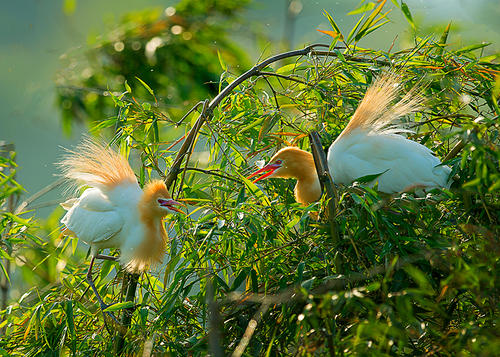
61, 183, 145, 268
328, 129, 451, 193
327, 74, 451, 193
59, 140, 183, 273
59, 140, 186, 322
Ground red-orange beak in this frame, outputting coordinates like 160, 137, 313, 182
246, 162, 282, 183
158, 199, 186, 214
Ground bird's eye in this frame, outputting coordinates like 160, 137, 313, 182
275, 160, 282, 165
157, 198, 167, 205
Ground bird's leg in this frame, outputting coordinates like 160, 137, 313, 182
86, 256, 120, 325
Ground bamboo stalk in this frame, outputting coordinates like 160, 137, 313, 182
0, 142, 18, 316
309, 132, 339, 243
114, 273, 140, 355
207, 277, 224, 357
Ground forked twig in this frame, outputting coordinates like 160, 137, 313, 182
164, 44, 348, 190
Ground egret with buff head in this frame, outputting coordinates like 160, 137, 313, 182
248, 74, 451, 205
59, 140, 185, 321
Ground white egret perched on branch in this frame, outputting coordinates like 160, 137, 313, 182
59, 140, 184, 320
247, 74, 451, 205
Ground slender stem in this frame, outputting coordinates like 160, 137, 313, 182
257, 71, 310, 86
15, 178, 65, 214
207, 277, 224, 357
311, 51, 391, 66
0, 142, 18, 327
165, 100, 209, 190
176, 100, 209, 198
184, 167, 242, 183
0, 141, 17, 326
175, 101, 206, 126
114, 272, 140, 355
309, 131, 339, 243
231, 303, 270, 357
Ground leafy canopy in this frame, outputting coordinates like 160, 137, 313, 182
1, 1, 499, 356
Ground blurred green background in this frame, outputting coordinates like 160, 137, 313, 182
1, 0, 498, 213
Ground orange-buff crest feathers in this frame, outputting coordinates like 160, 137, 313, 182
340, 73, 425, 137
58, 139, 137, 189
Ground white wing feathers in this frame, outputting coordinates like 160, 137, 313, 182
61, 188, 124, 248
328, 131, 451, 193
327, 74, 451, 193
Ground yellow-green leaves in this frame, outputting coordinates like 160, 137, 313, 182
217, 50, 227, 72
63, 0, 76, 15
318, 10, 344, 46
400, 1, 416, 31
237, 172, 271, 207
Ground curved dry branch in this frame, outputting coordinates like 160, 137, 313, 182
165, 44, 346, 189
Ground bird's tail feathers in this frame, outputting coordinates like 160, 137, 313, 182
58, 139, 137, 190
342, 73, 425, 136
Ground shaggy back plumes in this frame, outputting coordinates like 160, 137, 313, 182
59, 139, 137, 189
340, 73, 425, 137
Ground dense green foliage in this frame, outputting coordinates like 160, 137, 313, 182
1, 2, 499, 356
56, 0, 250, 133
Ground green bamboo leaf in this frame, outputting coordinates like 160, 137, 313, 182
297, 262, 305, 282
322, 10, 344, 41
404, 35, 432, 59
153, 118, 159, 142
71, 237, 78, 255
65, 301, 76, 353
358, 19, 390, 39
236, 172, 271, 206
239, 116, 266, 133
231, 269, 249, 292
478, 54, 500, 63
276, 62, 304, 74
346, 14, 366, 44
0, 248, 10, 260
135, 76, 155, 97
250, 269, 258, 293
103, 301, 135, 312
404, 266, 433, 292
489, 179, 500, 192
3, 212, 31, 226
439, 22, 451, 46
217, 50, 227, 71
354, 0, 387, 41
455, 42, 491, 54
355, 169, 390, 184
401, 2, 416, 30
0, 261, 10, 284
124, 80, 132, 93
348, 2, 375, 15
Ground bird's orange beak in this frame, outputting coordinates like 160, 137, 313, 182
246, 162, 282, 183
158, 199, 186, 214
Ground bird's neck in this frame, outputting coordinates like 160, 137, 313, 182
294, 168, 322, 205
140, 212, 168, 248
125, 209, 167, 273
